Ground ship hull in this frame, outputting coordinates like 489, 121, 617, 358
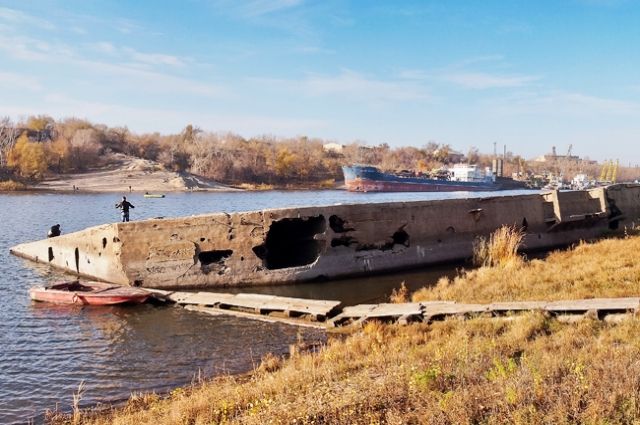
343, 165, 498, 193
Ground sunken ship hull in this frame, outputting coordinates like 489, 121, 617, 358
9, 185, 640, 289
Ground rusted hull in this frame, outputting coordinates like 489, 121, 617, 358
345, 178, 498, 192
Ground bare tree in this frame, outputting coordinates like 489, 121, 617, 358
0, 117, 19, 167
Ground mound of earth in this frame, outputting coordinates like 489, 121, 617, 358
33, 154, 238, 193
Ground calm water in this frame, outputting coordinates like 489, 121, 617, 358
0, 189, 531, 423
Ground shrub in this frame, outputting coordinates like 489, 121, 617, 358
473, 225, 524, 268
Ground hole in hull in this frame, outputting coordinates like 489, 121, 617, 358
74, 248, 79, 274
48, 247, 54, 262
253, 215, 326, 270
356, 225, 410, 251
329, 215, 355, 233
198, 250, 233, 265
198, 249, 233, 274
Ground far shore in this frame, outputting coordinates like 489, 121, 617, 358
1, 155, 342, 194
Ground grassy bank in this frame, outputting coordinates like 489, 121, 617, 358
54, 233, 640, 424
413, 231, 640, 304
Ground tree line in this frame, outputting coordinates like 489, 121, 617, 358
0, 115, 489, 185
0, 115, 637, 186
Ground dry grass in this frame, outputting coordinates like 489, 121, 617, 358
56, 315, 640, 424
0, 179, 27, 191
389, 281, 409, 303
414, 234, 640, 304
473, 225, 525, 268
51, 234, 640, 424
236, 183, 275, 191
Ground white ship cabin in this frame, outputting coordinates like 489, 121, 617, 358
449, 164, 495, 183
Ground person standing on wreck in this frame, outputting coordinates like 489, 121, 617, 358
115, 196, 135, 222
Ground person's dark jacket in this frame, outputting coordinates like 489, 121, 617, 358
115, 200, 135, 212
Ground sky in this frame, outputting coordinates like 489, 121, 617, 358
1, 0, 640, 164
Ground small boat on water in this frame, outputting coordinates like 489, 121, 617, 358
29, 281, 151, 305
144, 193, 165, 198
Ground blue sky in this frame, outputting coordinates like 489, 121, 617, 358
1, 1, 639, 164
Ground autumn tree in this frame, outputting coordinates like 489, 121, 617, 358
7, 133, 48, 179
25, 115, 54, 131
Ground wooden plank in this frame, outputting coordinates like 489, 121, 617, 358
326, 304, 376, 327
175, 292, 236, 306
366, 303, 423, 318
335, 304, 377, 317
423, 303, 489, 319
545, 298, 640, 312
225, 293, 341, 317
420, 301, 457, 306
488, 301, 547, 312
184, 305, 328, 329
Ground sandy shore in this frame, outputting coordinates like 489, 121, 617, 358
32, 155, 240, 193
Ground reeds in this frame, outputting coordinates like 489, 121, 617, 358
473, 225, 525, 268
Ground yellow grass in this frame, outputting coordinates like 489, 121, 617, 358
55, 315, 640, 424
52, 234, 640, 424
472, 225, 525, 268
236, 183, 275, 191
413, 234, 640, 304
0, 179, 27, 191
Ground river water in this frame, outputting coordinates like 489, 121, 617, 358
0, 189, 531, 423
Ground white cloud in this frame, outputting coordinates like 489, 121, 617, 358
122, 47, 185, 67
258, 70, 430, 103
0, 72, 42, 91
86, 42, 186, 67
0, 6, 56, 30
91, 42, 117, 55
114, 18, 142, 34
0, 34, 60, 61
73, 58, 225, 97
444, 72, 540, 89
245, 0, 303, 16
490, 91, 640, 116
396, 69, 430, 80
213, 0, 304, 18
9, 93, 327, 135
0, 33, 224, 98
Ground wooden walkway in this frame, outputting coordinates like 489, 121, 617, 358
149, 290, 640, 329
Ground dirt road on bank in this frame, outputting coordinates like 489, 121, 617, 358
32, 155, 239, 193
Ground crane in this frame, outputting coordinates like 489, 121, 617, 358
559, 144, 573, 182
599, 160, 609, 182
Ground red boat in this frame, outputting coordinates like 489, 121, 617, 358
29, 281, 151, 305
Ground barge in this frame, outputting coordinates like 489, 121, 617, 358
342, 164, 527, 192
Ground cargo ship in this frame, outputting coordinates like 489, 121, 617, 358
342, 164, 527, 192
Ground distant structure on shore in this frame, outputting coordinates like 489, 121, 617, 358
533, 146, 597, 165
322, 143, 344, 154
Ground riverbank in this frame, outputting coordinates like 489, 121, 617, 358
53, 231, 640, 424
0, 154, 341, 193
